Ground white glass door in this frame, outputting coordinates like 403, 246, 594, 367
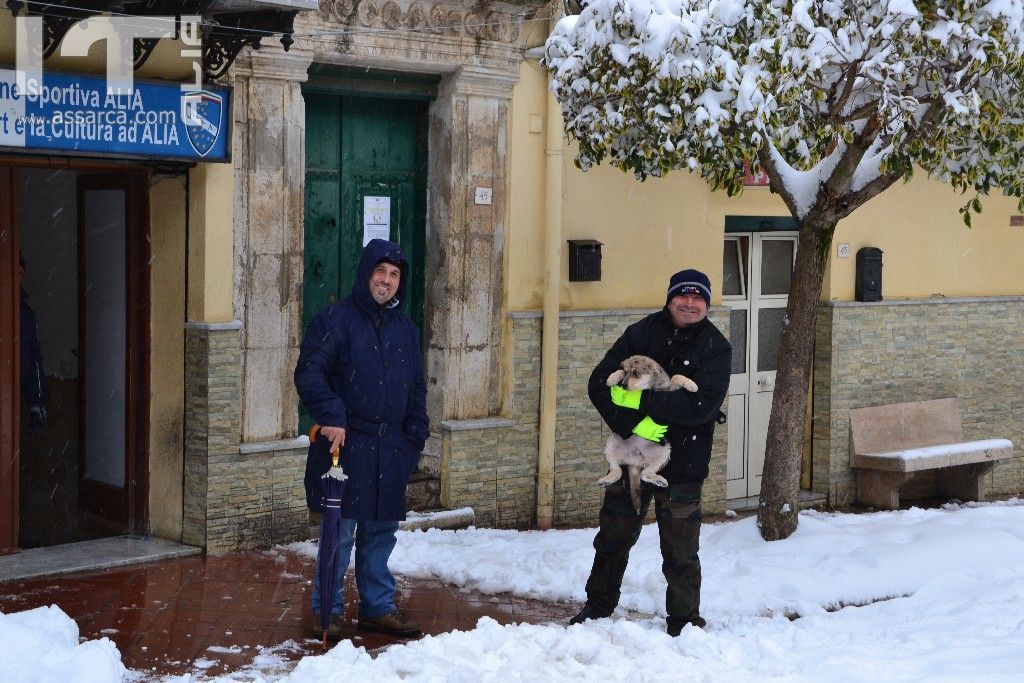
725, 233, 796, 499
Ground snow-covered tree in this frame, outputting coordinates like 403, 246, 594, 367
545, 0, 1024, 540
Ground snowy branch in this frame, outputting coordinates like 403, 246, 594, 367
545, 0, 1024, 222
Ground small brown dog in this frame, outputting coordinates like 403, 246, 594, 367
600, 355, 698, 514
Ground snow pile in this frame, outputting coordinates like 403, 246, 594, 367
395, 502, 1024, 620
273, 564, 1024, 681
0, 604, 126, 682
269, 501, 1024, 681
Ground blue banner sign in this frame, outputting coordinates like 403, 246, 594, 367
0, 68, 230, 162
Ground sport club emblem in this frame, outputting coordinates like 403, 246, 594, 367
182, 90, 223, 157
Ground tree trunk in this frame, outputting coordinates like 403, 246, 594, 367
756, 216, 833, 541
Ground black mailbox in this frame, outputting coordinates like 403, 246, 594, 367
568, 239, 602, 282
855, 247, 883, 302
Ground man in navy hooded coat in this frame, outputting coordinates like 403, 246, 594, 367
295, 238, 429, 639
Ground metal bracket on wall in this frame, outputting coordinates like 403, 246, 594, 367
201, 10, 298, 80
6, 0, 302, 82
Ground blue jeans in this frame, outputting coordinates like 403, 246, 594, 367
312, 518, 399, 619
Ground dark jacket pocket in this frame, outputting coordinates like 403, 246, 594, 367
668, 482, 702, 504
403, 435, 423, 477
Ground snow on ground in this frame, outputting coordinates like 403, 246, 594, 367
5, 501, 1024, 681
0, 604, 126, 682
273, 500, 1024, 681
287, 499, 1024, 622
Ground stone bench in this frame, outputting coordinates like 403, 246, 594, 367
849, 398, 1014, 509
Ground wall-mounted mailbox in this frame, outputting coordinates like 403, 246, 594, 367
567, 239, 602, 282
855, 247, 883, 302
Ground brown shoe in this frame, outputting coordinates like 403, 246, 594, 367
312, 612, 344, 641
357, 610, 422, 638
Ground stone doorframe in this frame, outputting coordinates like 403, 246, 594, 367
230, 1, 541, 453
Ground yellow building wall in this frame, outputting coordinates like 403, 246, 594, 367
509, 61, 790, 312
188, 162, 236, 323
825, 181, 1024, 300
508, 58, 1024, 310
148, 160, 237, 538
507, 62, 548, 311
145, 160, 236, 541
149, 174, 186, 540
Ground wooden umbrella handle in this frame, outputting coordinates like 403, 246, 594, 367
309, 424, 340, 467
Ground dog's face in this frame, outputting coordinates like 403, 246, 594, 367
617, 355, 664, 391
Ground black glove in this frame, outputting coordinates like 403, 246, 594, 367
28, 403, 47, 435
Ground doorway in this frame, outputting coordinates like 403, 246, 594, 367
723, 223, 797, 500
301, 91, 429, 432
0, 163, 150, 550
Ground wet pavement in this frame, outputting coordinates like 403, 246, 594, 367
0, 548, 579, 680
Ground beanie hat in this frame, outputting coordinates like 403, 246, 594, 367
666, 268, 711, 306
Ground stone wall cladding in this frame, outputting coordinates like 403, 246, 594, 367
442, 309, 730, 528
811, 306, 833, 498
442, 421, 536, 529
813, 298, 1024, 505
185, 326, 308, 553
184, 327, 242, 548
204, 445, 308, 553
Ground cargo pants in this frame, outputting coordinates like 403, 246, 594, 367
582, 476, 703, 632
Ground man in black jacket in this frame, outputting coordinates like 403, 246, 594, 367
570, 268, 732, 636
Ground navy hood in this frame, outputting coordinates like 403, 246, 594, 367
353, 238, 409, 310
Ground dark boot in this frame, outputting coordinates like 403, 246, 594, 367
568, 603, 613, 625
667, 614, 706, 637
357, 610, 422, 638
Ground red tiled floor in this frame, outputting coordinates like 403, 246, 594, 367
0, 549, 578, 679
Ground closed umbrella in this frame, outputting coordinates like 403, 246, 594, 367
310, 424, 348, 647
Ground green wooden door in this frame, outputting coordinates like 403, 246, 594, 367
302, 94, 427, 431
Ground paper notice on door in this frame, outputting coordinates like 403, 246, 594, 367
363, 196, 391, 246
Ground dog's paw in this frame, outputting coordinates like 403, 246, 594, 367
597, 473, 620, 486
606, 370, 626, 387
671, 375, 698, 392
643, 475, 669, 488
